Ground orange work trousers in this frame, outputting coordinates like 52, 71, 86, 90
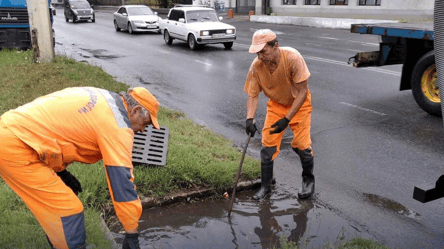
0, 119, 85, 249
262, 98, 313, 161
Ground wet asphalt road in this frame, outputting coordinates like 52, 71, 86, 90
53, 7, 444, 248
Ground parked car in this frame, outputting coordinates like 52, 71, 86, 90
64, 0, 95, 23
159, 5, 236, 50
113, 5, 161, 34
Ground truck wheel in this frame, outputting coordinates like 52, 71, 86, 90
164, 30, 173, 45
411, 50, 441, 117
114, 20, 120, 31
188, 34, 198, 50
65, 16, 69, 22
223, 42, 233, 49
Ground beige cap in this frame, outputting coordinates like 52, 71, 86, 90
249, 29, 277, 53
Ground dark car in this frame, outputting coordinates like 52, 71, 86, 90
64, 0, 95, 23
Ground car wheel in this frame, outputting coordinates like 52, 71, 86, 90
128, 23, 133, 34
188, 34, 198, 50
114, 20, 120, 31
223, 42, 233, 49
157, 29, 161, 34
65, 16, 69, 22
92, 14, 95, 23
73, 15, 77, 23
164, 30, 173, 45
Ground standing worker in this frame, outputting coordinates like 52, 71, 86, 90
244, 29, 315, 200
0, 86, 160, 249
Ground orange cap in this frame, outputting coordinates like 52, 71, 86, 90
128, 87, 160, 129
249, 29, 277, 53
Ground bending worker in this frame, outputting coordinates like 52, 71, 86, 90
244, 29, 315, 200
0, 86, 160, 248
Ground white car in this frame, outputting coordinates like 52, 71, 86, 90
159, 5, 236, 50
113, 5, 161, 34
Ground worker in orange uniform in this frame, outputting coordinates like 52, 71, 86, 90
0, 86, 160, 249
244, 29, 314, 200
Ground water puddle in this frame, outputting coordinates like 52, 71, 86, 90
79, 48, 122, 59
112, 190, 374, 248
362, 193, 420, 219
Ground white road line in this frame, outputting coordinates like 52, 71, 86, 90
320, 37, 340, 40
340, 102, 387, 116
195, 60, 212, 66
158, 50, 170, 54
305, 43, 323, 47
235, 44, 401, 76
346, 40, 379, 46
304, 55, 401, 76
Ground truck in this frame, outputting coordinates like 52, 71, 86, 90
349, 23, 438, 116
0, 0, 53, 50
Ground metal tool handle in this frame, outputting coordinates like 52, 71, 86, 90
228, 135, 251, 218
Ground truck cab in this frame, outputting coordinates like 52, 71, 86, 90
64, 0, 95, 23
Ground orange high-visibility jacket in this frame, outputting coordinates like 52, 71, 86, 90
1, 87, 142, 232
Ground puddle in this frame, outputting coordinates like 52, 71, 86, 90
362, 193, 420, 219
79, 48, 122, 59
112, 190, 374, 248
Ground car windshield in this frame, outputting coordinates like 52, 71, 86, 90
186, 10, 218, 22
127, 6, 154, 15
70, 1, 91, 9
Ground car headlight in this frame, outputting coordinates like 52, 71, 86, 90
200, 31, 209, 36
226, 29, 234, 34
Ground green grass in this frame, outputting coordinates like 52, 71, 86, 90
0, 49, 260, 248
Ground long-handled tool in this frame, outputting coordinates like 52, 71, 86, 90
228, 135, 251, 218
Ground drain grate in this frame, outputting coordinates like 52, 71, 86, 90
132, 125, 170, 166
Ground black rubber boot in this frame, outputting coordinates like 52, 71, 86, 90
253, 161, 274, 200
293, 147, 315, 199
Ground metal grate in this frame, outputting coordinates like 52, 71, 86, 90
132, 126, 170, 166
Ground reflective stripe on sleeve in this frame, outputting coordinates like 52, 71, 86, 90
98, 89, 131, 129
106, 166, 138, 202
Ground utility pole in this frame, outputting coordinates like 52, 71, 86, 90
26, 0, 54, 62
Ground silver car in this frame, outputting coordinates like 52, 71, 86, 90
113, 5, 161, 34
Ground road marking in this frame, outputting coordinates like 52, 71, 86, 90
320, 37, 340, 40
158, 50, 170, 54
195, 60, 212, 66
340, 102, 387, 116
304, 55, 401, 76
235, 44, 401, 76
305, 43, 323, 47
346, 40, 379, 46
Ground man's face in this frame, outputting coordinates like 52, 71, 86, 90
129, 106, 152, 133
256, 43, 276, 64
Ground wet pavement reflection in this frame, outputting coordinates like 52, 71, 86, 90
113, 189, 374, 249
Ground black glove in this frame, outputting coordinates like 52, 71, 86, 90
56, 170, 83, 195
246, 118, 258, 137
270, 117, 290, 134
122, 233, 140, 249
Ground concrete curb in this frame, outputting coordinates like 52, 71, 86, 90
99, 216, 119, 248
141, 179, 261, 209
250, 15, 399, 30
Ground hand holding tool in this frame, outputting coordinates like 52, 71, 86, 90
245, 118, 258, 137
228, 135, 251, 218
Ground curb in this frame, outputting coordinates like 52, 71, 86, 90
141, 179, 261, 209
99, 216, 119, 249
250, 15, 399, 30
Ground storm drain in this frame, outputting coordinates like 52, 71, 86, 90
132, 125, 170, 166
